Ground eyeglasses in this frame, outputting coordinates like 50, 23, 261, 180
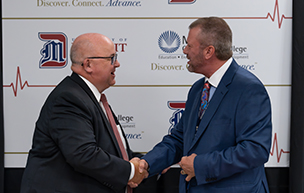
86, 53, 118, 65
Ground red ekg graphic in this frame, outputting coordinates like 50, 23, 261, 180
3, 66, 56, 97
224, 0, 292, 29
270, 133, 290, 163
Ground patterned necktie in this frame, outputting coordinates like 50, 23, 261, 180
199, 81, 210, 119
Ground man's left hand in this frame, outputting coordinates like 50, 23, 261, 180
179, 153, 197, 182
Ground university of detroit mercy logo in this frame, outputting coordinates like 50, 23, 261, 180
168, 101, 186, 134
38, 32, 68, 68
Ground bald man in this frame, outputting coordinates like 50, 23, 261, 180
20, 33, 146, 193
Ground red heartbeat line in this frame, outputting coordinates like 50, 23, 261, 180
2, 68, 291, 164
223, 0, 292, 29
3, 66, 56, 97
270, 132, 290, 163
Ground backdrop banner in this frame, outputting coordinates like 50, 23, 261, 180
290, 0, 304, 192
1, 0, 293, 192
2, 0, 292, 168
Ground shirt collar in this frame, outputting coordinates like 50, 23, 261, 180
205, 57, 233, 88
78, 74, 101, 102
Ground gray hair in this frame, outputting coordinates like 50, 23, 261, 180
189, 17, 233, 60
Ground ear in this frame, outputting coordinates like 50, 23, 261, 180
82, 58, 93, 73
204, 45, 215, 60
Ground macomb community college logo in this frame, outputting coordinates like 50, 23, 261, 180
158, 30, 181, 53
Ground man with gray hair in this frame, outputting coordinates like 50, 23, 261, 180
139, 17, 272, 193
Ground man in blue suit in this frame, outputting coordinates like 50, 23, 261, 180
139, 17, 272, 193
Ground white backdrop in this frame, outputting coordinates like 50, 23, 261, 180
2, 0, 292, 167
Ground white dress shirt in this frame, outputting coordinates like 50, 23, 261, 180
204, 57, 233, 101
78, 75, 135, 181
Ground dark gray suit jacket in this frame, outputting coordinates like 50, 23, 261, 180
21, 72, 134, 193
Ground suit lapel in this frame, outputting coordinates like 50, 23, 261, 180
187, 60, 239, 152
184, 79, 205, 152
70, 73, 124, 158
188, 86, 228, 151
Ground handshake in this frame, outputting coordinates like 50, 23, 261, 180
127, 153, 197, 188
128, 158, 150, 188
128, 157, 171, 188
127, 153, 196, 188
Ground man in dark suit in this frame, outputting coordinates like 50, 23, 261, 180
20, 33, 146, 193
139, 17, 272, 193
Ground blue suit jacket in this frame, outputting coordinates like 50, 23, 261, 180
143, 59, 272, 193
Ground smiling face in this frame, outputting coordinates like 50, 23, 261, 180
87, 37, 120, 92
183, 27, 206, 73
71, 33, 120, 93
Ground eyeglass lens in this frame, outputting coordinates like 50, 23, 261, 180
112, 54, 117, 65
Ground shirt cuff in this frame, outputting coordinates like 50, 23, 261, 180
129, 162, 135, 180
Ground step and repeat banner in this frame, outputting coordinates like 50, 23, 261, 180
2, 0, 292, 167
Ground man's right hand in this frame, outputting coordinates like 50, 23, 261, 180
128, 158, 149, 187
